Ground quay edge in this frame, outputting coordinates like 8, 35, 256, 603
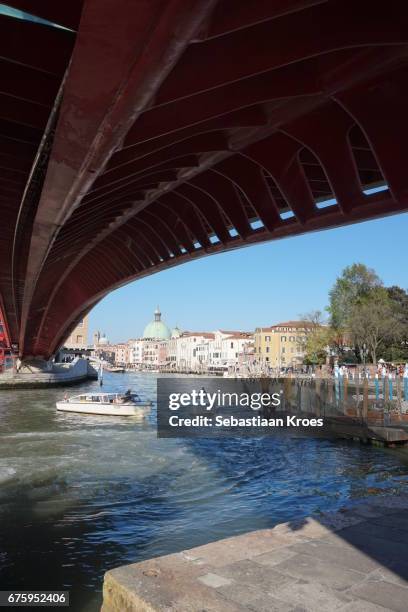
0, 358, 98, 390
101, 495, 408, 612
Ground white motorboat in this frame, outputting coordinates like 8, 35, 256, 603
56, 390, 152, 417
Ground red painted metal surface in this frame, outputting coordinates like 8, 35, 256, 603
1, 0, 408, 357
0, 299, 12, 371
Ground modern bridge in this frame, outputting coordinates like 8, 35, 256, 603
1, 0, 408, 359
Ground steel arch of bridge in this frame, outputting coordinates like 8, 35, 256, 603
1, 0, 408, 357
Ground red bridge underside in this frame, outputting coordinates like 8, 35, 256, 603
1, 0, 408, 358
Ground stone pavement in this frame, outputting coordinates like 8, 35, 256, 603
102, 496, 408, 612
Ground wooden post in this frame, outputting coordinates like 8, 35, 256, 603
343, 375, 348, 415
397, 375, 402, 415
356, 375, 360, 419
363, 377, 368, 423
315, 377, 321, 417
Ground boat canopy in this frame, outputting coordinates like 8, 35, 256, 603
68, 391, 144, 404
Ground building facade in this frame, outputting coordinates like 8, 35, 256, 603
220, 332, 253, 367
254, 321, 311, 369
64, 315, 89, 350
126, 308, 174, 369
129, 338, 144, 367
112, 327, 255, 372
176, 332, 215, 371
113, 343, 130, 366
89, 309, 317, 374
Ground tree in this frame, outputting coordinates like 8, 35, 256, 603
382, 286, 408, 361
300, 310, 325, 331
304, 326, 334, 365
348, 288, 402, 364
299, 311, 333, 365
328, 263, 382, 330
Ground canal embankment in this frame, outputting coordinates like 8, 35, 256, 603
0, 357, 98, 389
102, 495, 408, 612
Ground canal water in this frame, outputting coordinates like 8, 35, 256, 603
1, 372, 408, 611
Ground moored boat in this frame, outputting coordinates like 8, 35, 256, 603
56, 390, 152, 417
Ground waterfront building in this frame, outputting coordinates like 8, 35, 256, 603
64, 315, 89, 350
220, 332, 253, 367
254, 321, 311, 369
91, 307, 255, 373
97, 347, 115, 364
194, 338, 211, 372
176, 332, 215, 371
158, 340, 168, 368
141, 339, 162, 369
129, 338, 144, 367
208, 331, 227, 369
117, 307, 172, 369
207, 330, 246, 371
126, 309, 180, 370
166, 328, 183, 370
113, 343, 130, 366
127, 329, 255, 373
92, 332, 115, 363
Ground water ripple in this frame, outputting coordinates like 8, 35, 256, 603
0, 372, 407, 611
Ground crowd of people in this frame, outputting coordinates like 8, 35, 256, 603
333, 362, 408, 379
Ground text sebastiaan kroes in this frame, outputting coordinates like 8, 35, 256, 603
167, 390, 324, 429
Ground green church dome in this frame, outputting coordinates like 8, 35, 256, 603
143, 307, 171, 340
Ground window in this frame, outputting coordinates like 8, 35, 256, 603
266, 347, 270, 353
281, 347, 285, 353
265, 335, 271, 342
289, 336, 295, 342
230, 342, 234, 348
76, 335, 83, 343
281, 336, 286, 342
265, 357, 269, 362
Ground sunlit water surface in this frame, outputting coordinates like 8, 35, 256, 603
1, 372, 408, 610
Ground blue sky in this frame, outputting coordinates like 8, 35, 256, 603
90, 213, 408, 342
